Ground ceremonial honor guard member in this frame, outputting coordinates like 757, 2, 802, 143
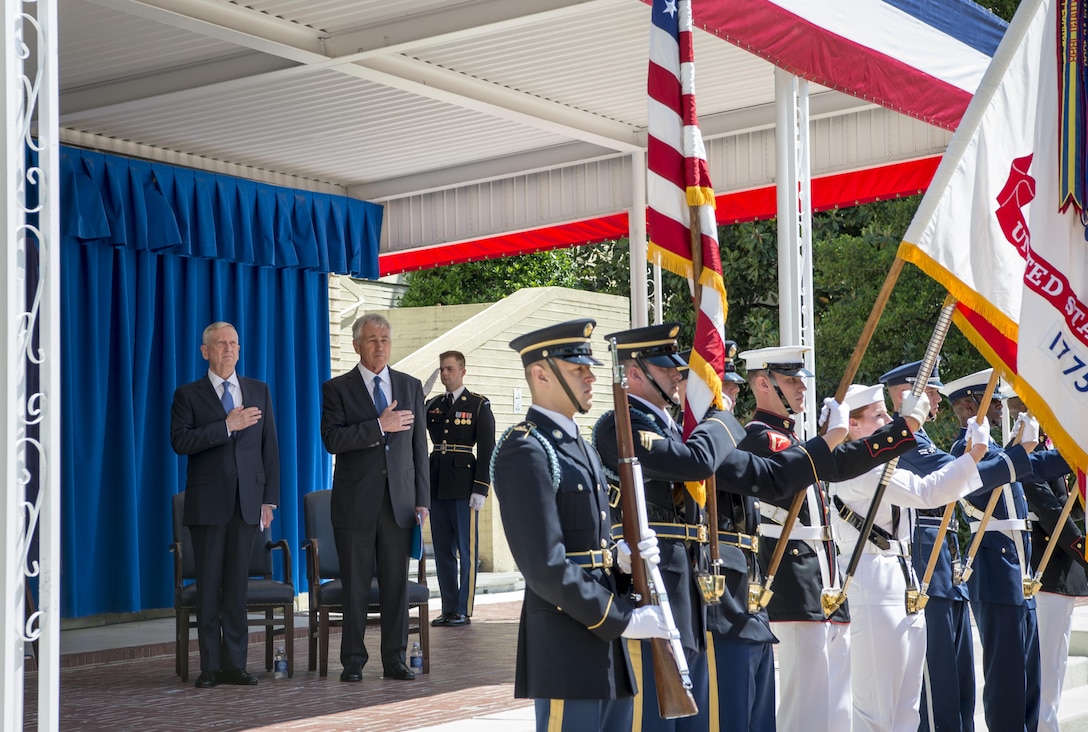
425, 351, 496, 627
491, 319, 669, 732
592, 324, 734, 732
943, 368, 1069, 732
1013, 393, 1088, 732
829, 384, 987, 732
738, 345, 928, 732
880, 359, 1046, 732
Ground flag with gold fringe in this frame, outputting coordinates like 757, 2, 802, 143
899, 0, 1088, 484
647, 0, 728, 505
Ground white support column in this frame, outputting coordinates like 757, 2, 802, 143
629, 149, 649, 328
775, 69, 816, 437
0, 1, 59, 728
0, 0, 27, 725
37, 0, 62, 728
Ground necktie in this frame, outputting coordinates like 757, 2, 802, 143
373, 375, 389, 413
444, 393, 454, 410
221, 382, 235, 413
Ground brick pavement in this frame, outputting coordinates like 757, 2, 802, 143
26, 600, 528, 732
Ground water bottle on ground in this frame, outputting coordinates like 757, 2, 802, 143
274, 646, 288, 679
409, 641, 423, 673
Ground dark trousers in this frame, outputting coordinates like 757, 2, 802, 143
919, 596, 976, 732
533, 698, 633, 732
707, 635, 776, 732
333, 488, 412, 669
971, 599, 1041, 732
430, 496, 478, 615
189, 497, 257, 673
627, 637, 708, 732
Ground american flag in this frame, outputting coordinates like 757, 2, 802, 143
647, 0, 729, 470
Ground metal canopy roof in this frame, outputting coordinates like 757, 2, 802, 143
59, 0, 959, 270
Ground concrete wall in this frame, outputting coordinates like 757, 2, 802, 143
328, 285, 630, 573
386, 287, 630, 572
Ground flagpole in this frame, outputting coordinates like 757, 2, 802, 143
959, 371, 1021, 584
688, 204, 724, 604
755, 257, 906, 610
825, 297, 956, 616
916, 368, 999, 606
1023, 476, 1080, 598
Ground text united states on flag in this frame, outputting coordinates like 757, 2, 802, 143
647, 0, 728, 488
898, 0, 1088, 472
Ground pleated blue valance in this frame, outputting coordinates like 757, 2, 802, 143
49, 145, 385, 617
60, 146, 381, 279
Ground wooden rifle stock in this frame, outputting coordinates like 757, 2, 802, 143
611, 348, 698, 720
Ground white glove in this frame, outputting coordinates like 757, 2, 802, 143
468, 493, 486, 511
621, 605, 669, 639
966, 416, 991, 448
900, 391, 932, 425
615, 530, 660, 574
1012, 412, 1040, 444
819, 397, 849, 432
720, 393, 734, 413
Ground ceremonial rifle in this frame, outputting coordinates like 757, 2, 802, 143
825, 298, 956, 615
611, 340, 698, 719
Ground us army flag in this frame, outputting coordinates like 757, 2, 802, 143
899, 0, 1088, 470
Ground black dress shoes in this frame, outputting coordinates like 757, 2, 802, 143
219, 669, 259, 686
447, 613, 471, 626
384, 661, 416, 680
194, 671, 219, 689
431, 612, 453, 627
340, 663, 364, 682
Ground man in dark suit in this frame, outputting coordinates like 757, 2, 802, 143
425, 350, 495, 627
321, 312, 429, 682
170, 321, 280, 689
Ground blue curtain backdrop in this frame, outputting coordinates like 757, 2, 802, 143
57, 146, 381, 617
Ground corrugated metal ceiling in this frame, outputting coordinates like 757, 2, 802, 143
58, 0, 922, 254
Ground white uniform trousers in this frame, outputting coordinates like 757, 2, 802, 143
772, 620, 851, 732
1036, 591, 1076, 732
849, 599, 927, 732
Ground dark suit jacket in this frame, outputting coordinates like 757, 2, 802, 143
321, 366, 429, 529
170, 374, 280, 525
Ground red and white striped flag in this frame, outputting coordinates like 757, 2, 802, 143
647, 0, 728, 469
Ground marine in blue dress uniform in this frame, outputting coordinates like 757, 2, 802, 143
879, 359, 1042, 732
425, 350, 496, 626
737, 346, 927, 732
491, 319, 669, 732
943, 369, 1069, 732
